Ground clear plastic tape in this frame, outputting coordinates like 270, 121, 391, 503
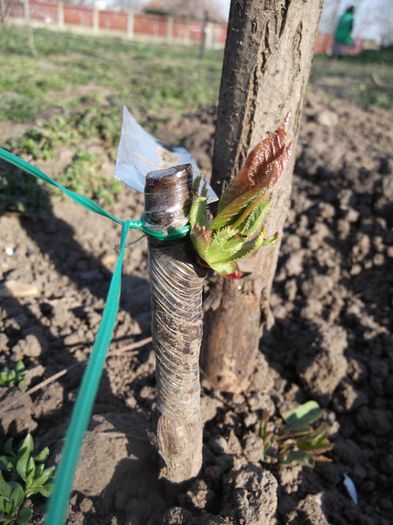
144, 179, 192, 233
115, 106, 218, 203
148, 238, 205, 419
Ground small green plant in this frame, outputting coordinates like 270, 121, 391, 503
260, 401, 333, 468
0, 362, 25, 389
0, 473, 31, 525
0, 434, 55, 524
259, 414, 273, 461
278, 401, 333, 468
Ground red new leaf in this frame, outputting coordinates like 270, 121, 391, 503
218, 115, 292, 211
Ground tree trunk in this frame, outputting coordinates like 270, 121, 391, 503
201, 0, 323, 392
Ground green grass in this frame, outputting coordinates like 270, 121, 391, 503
0, 26, 223, 212
0, 27, 391, 215
1, 27, 390, 129
0, 27, 223, 124
312, 51, 393, 109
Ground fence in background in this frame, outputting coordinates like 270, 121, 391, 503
8, 0, 227, 47
8, 2, 362, 54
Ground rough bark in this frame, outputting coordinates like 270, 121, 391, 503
145, 165, 206, 482
202, 0, 323, 392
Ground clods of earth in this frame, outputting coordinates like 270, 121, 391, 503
0, 89, 392, 524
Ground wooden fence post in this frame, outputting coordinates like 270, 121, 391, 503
167, 15, 174, 44
127, 11, 134, 39
93, 5, 99, 34
23, 0, 29, 21
57, 1, 64, 29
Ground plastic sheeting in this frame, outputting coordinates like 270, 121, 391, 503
115, 106, 218, 202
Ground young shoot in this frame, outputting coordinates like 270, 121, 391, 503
0, 433, 55, 525
0, 362, 25, 389
189, 117, 292, 278
0, 473, 31, 525
279, 401, 333, 468
260, 401, 333, 468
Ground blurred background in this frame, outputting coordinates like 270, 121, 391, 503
0, 0, 392, 207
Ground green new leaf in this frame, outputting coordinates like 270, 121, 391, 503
33, 447, 49, 463
189, 194, 209, 230
296, 425, 333, 454
15, 452, 29, 483
0, 456, 13, 471
18, 435, 34, 456
33, 465, 44, 479
25, 463, 55, 498
9, 484, 24, 509
25, 457, 36, 488
0, 369, 12, 386
35, 466, 55, 487
241, 198, 271, 237
205, 227, 243, 264
281, 450, 315, 468
38, 481, 53, 498
282, 401, 323, 430
208, 185, 261, 231
190, 184, 279, 276
232, 230, 278, 263
16, 507, 32, 525
15, 362, 25, 374
0, 362, 25, 389
0, 473, 12, 499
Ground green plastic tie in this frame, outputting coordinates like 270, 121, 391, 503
0, 148, 190, 240
45, 219, 130, 525
0, 147, 191, 524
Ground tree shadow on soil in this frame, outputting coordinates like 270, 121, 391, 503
0, 160, 151, 319
0, 160, 151, 355
0, 162, 152, 443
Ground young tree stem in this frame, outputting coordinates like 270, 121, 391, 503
145, 165, 206, 482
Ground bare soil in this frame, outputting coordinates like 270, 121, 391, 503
0, 88, 392, 524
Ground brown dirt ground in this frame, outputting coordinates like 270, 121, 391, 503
0, 88, 392, 524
